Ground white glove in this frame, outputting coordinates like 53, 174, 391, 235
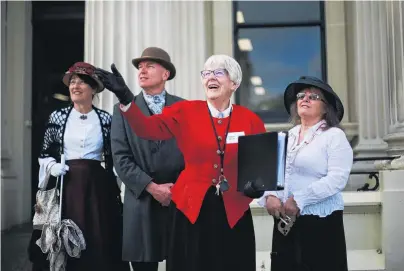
50, 163, 70, 177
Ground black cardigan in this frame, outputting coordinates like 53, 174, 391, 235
39, 105, 114, 178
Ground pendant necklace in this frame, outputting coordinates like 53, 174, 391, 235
207, 104, 233, 195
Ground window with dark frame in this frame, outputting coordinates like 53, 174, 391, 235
233, 1, 327, 123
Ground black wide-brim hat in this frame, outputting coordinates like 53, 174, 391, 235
284, 76, 344, 122
132, 47, 176, 80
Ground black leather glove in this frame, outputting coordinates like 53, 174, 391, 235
95, 64, 134, 106
243, 178, 265, 199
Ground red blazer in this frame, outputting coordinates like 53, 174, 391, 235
122, 100, 266, 228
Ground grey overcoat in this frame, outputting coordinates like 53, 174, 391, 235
111, 92, 185, 262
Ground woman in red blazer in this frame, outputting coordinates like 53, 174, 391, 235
96, 55, 266, 271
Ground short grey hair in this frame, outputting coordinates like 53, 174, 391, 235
203, 55, 242, 86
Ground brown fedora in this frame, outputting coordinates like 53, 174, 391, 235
62, 62, 105, 93
132, 47, 176, 80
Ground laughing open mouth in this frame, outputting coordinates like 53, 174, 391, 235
208, 84, 219, 90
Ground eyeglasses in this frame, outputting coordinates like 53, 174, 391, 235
69, 80, 85, 86
200, 69, 227, 79
296, 92, 325, 102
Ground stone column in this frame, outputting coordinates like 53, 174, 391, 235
325, 1, 350, 123
372, 5, 404, 269
84, 1, 210, 114
1, 1, 32, 230
351, 1, 389, 158
383, 1, 404, 161
1, 1, 9, 177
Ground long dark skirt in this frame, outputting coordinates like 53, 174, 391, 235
166, 186, 256, 271
271, 210, 348, 271
28, 159, 128, 271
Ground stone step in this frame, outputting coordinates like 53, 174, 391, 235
153, 249, 385, 271
256, 249, 385, 271
251, 191, 382, 252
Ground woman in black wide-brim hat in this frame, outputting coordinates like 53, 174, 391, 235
28, 62, 129, 271
258, 76, 353, 271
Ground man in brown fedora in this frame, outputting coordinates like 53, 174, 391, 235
107, 47, 185, 271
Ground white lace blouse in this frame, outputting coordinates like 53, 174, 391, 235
258, 120, 353, 217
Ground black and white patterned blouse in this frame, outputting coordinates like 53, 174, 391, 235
38, 105, 114, 188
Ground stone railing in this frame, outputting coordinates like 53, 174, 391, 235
352, 156, 399, 192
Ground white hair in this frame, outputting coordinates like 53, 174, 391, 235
203, 55, 242, 86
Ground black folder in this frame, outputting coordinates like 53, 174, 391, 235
237, 131, 288, 192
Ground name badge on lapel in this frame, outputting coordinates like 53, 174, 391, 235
226, 132, 245, 144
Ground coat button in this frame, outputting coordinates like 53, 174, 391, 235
212, 179, 217, 184
218, 119, 222, 124
218, 136, 222, 141
213, 164, 218, 169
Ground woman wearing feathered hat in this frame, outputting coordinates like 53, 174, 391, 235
28, 62, 128, 271
258, 76, 353, 271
